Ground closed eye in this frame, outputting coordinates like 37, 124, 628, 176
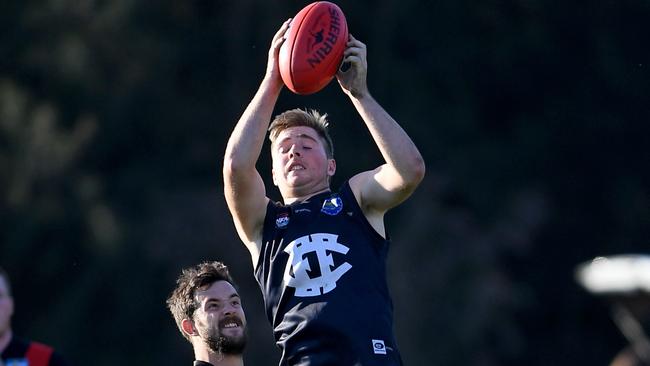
206, 301, 221, 310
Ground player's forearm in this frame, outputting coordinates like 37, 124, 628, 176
351, 93, 425, 186
224, 77, 282, 174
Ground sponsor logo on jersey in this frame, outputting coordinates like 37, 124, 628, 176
283, 233, 352, 297
276, 212, 289, 228
321, 195, 343, 215
372, 339, 387, 355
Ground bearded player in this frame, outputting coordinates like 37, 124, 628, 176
167, 261, 247, 366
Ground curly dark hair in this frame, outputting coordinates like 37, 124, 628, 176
166, 261, 237, 341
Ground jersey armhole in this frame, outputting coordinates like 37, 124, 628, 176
341, 180, 391, 244
255, 200, 281, 274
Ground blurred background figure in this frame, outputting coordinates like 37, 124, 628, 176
0, 266, 72, 366
576, 255, 650, 366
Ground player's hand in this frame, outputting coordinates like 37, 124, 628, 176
265, 19, 291, 88
336, 35, 369, 99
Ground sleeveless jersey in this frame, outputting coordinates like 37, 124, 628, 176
255, 181, 403, 366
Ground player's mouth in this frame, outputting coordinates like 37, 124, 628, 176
219, 316, 243, 330
287, 163, 306, 173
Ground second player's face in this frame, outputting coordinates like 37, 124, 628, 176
194, 280, 247, 354
271, 126, 335, 196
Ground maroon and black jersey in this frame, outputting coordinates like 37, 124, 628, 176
1, 336, 71, 366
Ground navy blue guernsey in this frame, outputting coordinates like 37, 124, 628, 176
255, 181, 403, 366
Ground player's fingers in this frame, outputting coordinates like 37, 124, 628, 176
272, 35, 286, 50
341, 54, 363, 67
346, 35, 366, 49
273, 18, 292, 43
269, 19, 291, 55
343, 46, 366, 60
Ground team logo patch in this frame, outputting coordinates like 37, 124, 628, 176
372, 339, 387, 355
321, 195, 343, 215
276, 212, 290, 228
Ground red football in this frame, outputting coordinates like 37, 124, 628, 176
279, 2, 348, 95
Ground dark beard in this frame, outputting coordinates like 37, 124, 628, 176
206, 329, 247, 355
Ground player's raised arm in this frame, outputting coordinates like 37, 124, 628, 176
223, 20, 290, 265
337, 35, 425, 214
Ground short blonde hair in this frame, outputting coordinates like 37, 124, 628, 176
268, 109, 334, 158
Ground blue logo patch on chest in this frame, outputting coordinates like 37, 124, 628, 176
321, 195, 343, 216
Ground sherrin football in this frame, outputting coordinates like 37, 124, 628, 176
279, 2, 348, 95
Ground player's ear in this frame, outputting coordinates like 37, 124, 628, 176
181, 318, 197, 337
327, 159, 336, 177
272, 167, 279, 186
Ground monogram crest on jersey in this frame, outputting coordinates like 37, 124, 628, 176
321, 195, 343, 215
283, 233, 352, 297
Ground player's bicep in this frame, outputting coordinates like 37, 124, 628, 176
350, 164, 416, 213
223, 168, 268, 258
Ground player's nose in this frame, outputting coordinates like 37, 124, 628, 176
222, 303, 236, 315
288, 144, 301, 157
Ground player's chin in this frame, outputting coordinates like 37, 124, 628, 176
221, 326, 244, 337
285, 174, 308, 186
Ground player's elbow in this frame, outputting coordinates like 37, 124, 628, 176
405, 155, 426, 188
223, 152, 251, 176
223, 156, 248, 184
222, 156, 235, 177
391, 157, 425, 194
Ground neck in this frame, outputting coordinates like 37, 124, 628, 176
283, 186, 330, 205
0, 329, 12, 353
194, 347, 243, 366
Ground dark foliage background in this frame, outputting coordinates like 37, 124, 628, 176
1, 1, 648, 365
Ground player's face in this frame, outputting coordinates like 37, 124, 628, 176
271, 126, 335, 196
0, 276, 14, 337
193, 280, 247, 355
